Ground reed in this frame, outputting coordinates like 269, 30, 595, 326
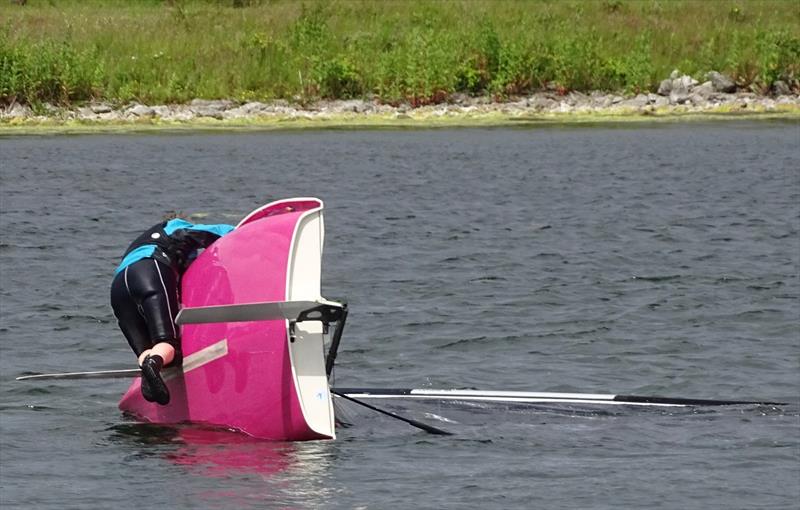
2, 0, 798, 106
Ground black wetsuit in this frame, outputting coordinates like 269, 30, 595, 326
110, 219, 233, 359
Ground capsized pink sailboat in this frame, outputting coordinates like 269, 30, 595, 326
18, 198, 783, 440
118, 198, 345, 441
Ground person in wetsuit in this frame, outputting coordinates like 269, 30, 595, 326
110, 218, 234, 405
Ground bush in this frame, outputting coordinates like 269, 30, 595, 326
0, 36, 100, 105
755, 30, 800, 86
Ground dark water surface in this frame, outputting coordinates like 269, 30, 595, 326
1, 122, 798, 509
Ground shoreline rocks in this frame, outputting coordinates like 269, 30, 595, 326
2, 71, 798, 126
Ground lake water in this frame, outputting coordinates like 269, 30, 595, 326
1, 122, 798, 509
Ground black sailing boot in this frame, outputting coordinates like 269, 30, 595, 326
140, 354, 170, 405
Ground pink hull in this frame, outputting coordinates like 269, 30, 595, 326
119, 198, 331, 441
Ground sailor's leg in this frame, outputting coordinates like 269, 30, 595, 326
137, 342, 175, 367
110, 267, 151, 358
111, 265, 161, 402
132, 259, 182, 366
124, 259, 182, 405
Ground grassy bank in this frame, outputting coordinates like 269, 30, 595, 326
2, 0, 799, 107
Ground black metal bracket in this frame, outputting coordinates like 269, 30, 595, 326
285, 300, 347, 380
325, 304, 348, 378
296, 303, 345, 324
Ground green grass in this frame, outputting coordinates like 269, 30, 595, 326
2, 0, 799, 106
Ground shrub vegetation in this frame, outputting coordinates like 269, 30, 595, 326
1, 0, 798, 106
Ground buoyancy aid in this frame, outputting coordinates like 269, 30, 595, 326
115, 219, 234, 274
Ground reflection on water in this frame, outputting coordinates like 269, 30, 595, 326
167, 427, 298, 478
106, 420, 339, 507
